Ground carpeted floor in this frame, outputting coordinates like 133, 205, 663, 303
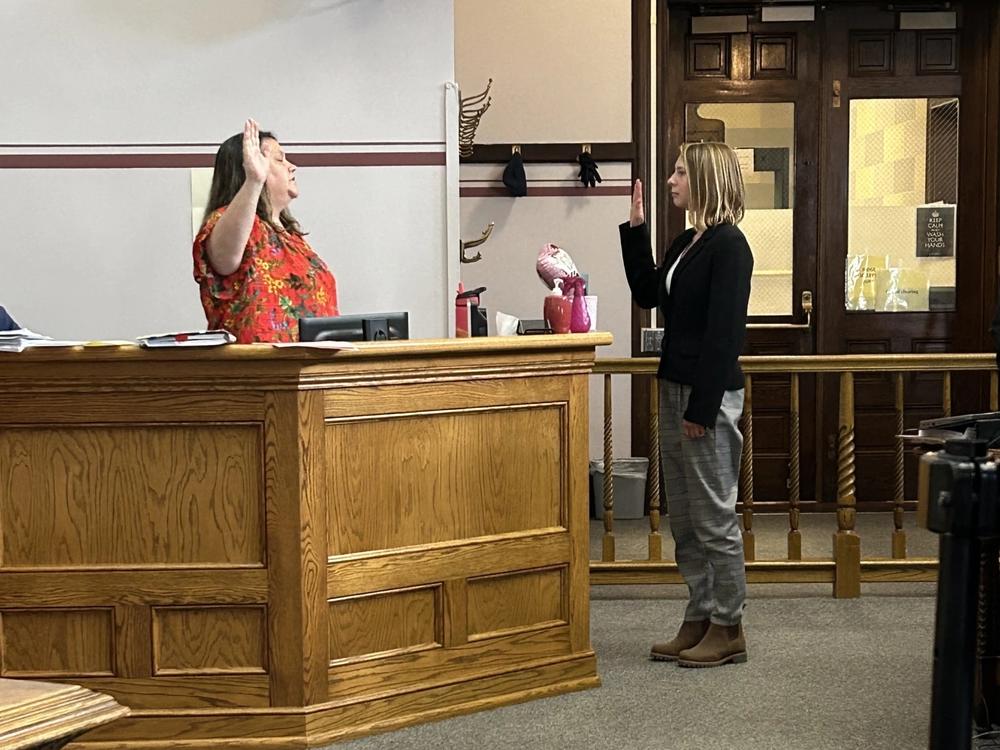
334, 582, 939, 750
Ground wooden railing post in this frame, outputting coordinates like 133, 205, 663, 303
740, 376, 756, 561
647, 376, 662, 561
788, 373, 802, 560
834, 371, 861, 598
942, 372, 952, 417
602, 373, 615, 562
892, 373, 907, 559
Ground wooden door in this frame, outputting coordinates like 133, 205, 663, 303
662, 5, 822, 504
657, 0, 998, 507
817, 2, 994, 504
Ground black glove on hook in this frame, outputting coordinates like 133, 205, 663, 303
503, 152, 528, 197
578, 151, 602, 188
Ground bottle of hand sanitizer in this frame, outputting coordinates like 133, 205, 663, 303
543, 278, 572, 334
455, 282, 470, 337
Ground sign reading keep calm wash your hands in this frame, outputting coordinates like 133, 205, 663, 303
916, 205, 955, 258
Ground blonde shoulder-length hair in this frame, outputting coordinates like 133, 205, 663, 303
680, 142, 745, 232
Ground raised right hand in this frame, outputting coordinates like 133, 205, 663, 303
629, 178, 645, 227
242, 118, 268, 186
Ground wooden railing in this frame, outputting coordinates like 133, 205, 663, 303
590, 353, 999, 597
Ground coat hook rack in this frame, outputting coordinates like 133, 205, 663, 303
460, 222, 495, 264
459, 79, 493, 158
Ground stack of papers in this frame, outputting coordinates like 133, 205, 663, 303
0, 329, 86, 353
1, 328, 358, 352
136, 330, 236, 348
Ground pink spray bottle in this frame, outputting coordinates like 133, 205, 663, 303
562, 275, 591, 333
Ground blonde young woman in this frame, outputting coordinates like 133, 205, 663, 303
619, 142, 753, 668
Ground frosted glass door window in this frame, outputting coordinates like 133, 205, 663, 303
684, 102, 795, 317
846, 98, 958, 312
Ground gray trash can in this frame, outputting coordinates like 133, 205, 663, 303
589, 458, 648, 519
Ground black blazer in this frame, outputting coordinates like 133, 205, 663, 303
620, 221, 753, 428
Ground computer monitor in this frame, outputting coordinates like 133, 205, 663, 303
298, 312, 409, 342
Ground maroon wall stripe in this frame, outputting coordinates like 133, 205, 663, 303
0, 151, 445, 169
0, 141, 444, 148
460, 185, 632, 197
0, 154, 215, 168
295, 152, 445, 167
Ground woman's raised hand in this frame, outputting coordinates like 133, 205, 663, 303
242, 118, 269, 186
629, 179, 645, 227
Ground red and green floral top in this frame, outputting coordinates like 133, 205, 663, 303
193, 207, 339, 343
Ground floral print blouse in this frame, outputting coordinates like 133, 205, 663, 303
193, 207, 339, 343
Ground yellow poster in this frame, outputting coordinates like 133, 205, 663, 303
845, 255, 887, 311
877, 268, 929, 312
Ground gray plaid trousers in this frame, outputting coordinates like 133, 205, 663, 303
659, 380, 747, 626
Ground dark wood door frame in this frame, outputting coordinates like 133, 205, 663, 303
954, 1, 1000, 360
660, 9, 820, 315
630, 0, 1000, 505
655, 2, 824, 503
814, 3, 1000, 503
630, 0, 654, 459
817, 42, 959, 357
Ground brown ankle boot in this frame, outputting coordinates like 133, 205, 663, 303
676, 622, 747, 668
650, 620, 709, 662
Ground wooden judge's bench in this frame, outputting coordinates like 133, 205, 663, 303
0, 334, 608, 748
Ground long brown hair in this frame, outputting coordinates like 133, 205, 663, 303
202, 130, 305, 235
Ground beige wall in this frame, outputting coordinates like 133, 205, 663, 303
460, 164, 634, 458
2, 0, 456, 340
456, 1, 637, 459
455, 0, 632, 144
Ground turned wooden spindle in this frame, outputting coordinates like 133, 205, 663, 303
602, 373, 615, 562
740, 376, 756, 562
647, 376, 662, 561
788, 373, 802, 561
892, 373, 907, 559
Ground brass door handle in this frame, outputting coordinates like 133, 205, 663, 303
747, 290, 813, 330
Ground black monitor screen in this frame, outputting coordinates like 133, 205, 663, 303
299, 312, 409, 342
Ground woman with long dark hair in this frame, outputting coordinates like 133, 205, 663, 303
621, 142, 753, 668
193, 119, 338, 342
